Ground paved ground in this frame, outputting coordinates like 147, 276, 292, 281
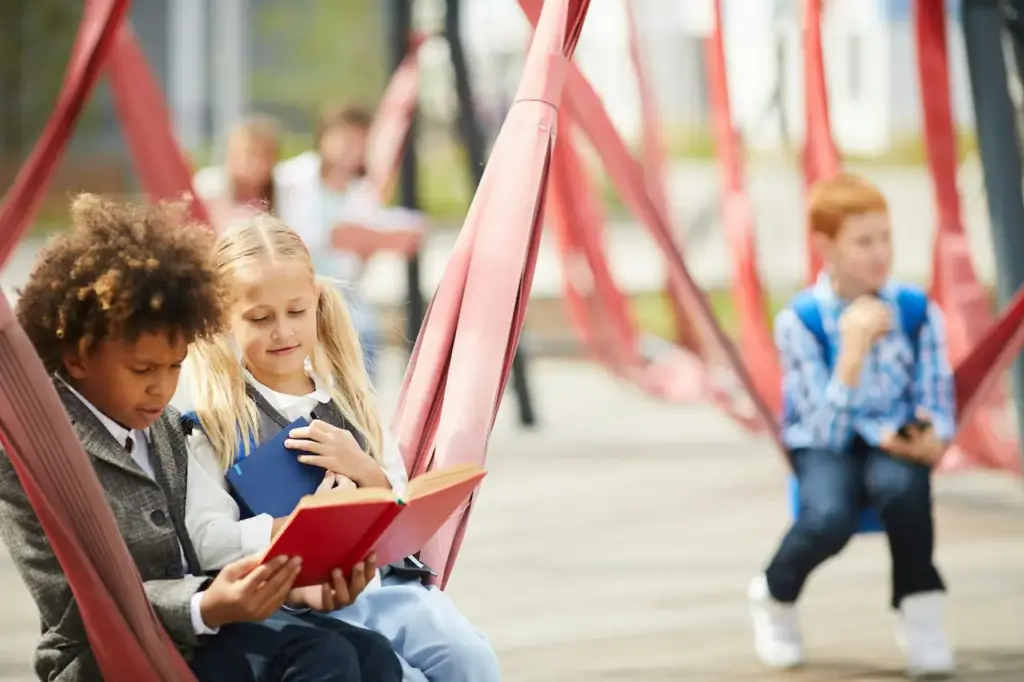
1, 354, 1022, 680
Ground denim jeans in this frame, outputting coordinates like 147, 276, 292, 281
189, 609, 402, 682
765, 438, 945, 609
330, 574, 501, 682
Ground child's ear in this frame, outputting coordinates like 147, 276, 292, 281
811, 231, 834, 262
61, 349, 88, 381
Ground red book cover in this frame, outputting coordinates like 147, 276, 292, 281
372, 471, 485, 566
259, 464, 485, 588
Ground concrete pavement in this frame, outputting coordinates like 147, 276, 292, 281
0, 354, 1022, 680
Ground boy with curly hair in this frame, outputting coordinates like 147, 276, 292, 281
0, 195, 402, 682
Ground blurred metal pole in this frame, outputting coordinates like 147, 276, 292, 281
168, 0, 206, 151
1004, 0, 1024, 92
962, 0, 1024, 463
387, 0, 426, 350
444, 0, 537, 427
211, 0, 248, 156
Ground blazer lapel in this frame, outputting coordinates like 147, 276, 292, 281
55, 381, 150, 482
149, 416, 203, 575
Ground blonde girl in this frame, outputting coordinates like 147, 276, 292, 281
183, 214, 500, 682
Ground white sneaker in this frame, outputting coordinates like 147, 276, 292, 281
897, 591, 955, 679
748, 575, 804, 668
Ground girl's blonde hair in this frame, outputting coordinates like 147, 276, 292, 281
188, 213, 382, 472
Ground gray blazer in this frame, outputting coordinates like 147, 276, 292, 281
0, 382, 209, 681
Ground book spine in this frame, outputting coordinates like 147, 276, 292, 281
341, 504, 404, 570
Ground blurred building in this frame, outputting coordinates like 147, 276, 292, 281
461, 0, 975, 157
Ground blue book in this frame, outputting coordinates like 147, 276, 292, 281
226, 416, 325, 518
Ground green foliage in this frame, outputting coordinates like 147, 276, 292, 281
0, 1, 80, 157
251, 0, 387, 117
629, 290, 789, 341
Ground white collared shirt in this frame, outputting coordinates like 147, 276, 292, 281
57, 378, 216, 636
185, 366, 405, 596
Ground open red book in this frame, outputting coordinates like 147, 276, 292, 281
259, 463, 486, 587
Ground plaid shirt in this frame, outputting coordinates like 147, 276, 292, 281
777, 274, 956, 452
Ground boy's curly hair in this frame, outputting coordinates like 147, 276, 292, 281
16, 194, 228, 373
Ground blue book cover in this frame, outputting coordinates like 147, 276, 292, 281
226, 416, 325, 518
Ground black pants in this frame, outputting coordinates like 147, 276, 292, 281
189, 608, 402, 682
765, 439, 945, 609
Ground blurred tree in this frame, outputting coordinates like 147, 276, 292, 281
251, 0, 386, 125
0, 0, 79, 160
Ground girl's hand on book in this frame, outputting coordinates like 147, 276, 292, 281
313, 472, 357, 497
286, 420, 381, 486
289, 555, 378, 612
320, 555, 378, 610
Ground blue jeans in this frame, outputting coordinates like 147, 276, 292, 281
765, 439, 945, 609
189, 608, 402, 682
329, 575, 501, 682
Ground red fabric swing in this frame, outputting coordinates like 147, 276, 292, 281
533, 0, 1024, 479
366, 32, 428, 203
0, 0, 197, 678
800, 0, 1024, 473
518, 0, 777, 437
393, 0, 593, 587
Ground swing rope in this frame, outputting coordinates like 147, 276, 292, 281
0, 0, 196, 677
521, 0, 778, 436
392, 0, 593, 587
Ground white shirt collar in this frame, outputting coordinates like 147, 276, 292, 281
243, 359, 333, 412
56, 375, 149, 449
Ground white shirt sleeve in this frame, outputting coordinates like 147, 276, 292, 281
185, 430, 274, 570
189, 591, 218, 635
379, 428, 409, 494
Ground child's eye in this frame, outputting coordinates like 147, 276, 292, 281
249, 316, 269, 324
131, 367, 154, 375
288, 309, 306, 317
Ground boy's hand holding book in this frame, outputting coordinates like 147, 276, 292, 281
285, 420, 387, 488
199, 555, 303, 628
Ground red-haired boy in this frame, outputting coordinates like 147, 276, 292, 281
748, 174, 955, 678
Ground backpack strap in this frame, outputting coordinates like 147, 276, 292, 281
894, 284, 929, 363
180, 410, 254, 465
180, 410, 200, 436
792, 285, 930, 370
790, 290, 834, 369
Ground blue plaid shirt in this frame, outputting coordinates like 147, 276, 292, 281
777, 274, 956, 452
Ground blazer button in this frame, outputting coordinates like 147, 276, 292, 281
150, 509, 167, 526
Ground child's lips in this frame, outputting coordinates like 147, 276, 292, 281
268, 345, 299, 356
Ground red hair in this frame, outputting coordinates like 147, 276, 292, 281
807, 173, 888, 238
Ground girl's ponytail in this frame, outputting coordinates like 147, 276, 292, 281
187, 335, 260, 471
311, 278, 383, 461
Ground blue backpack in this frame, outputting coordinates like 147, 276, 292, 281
790, 285, 930, 369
